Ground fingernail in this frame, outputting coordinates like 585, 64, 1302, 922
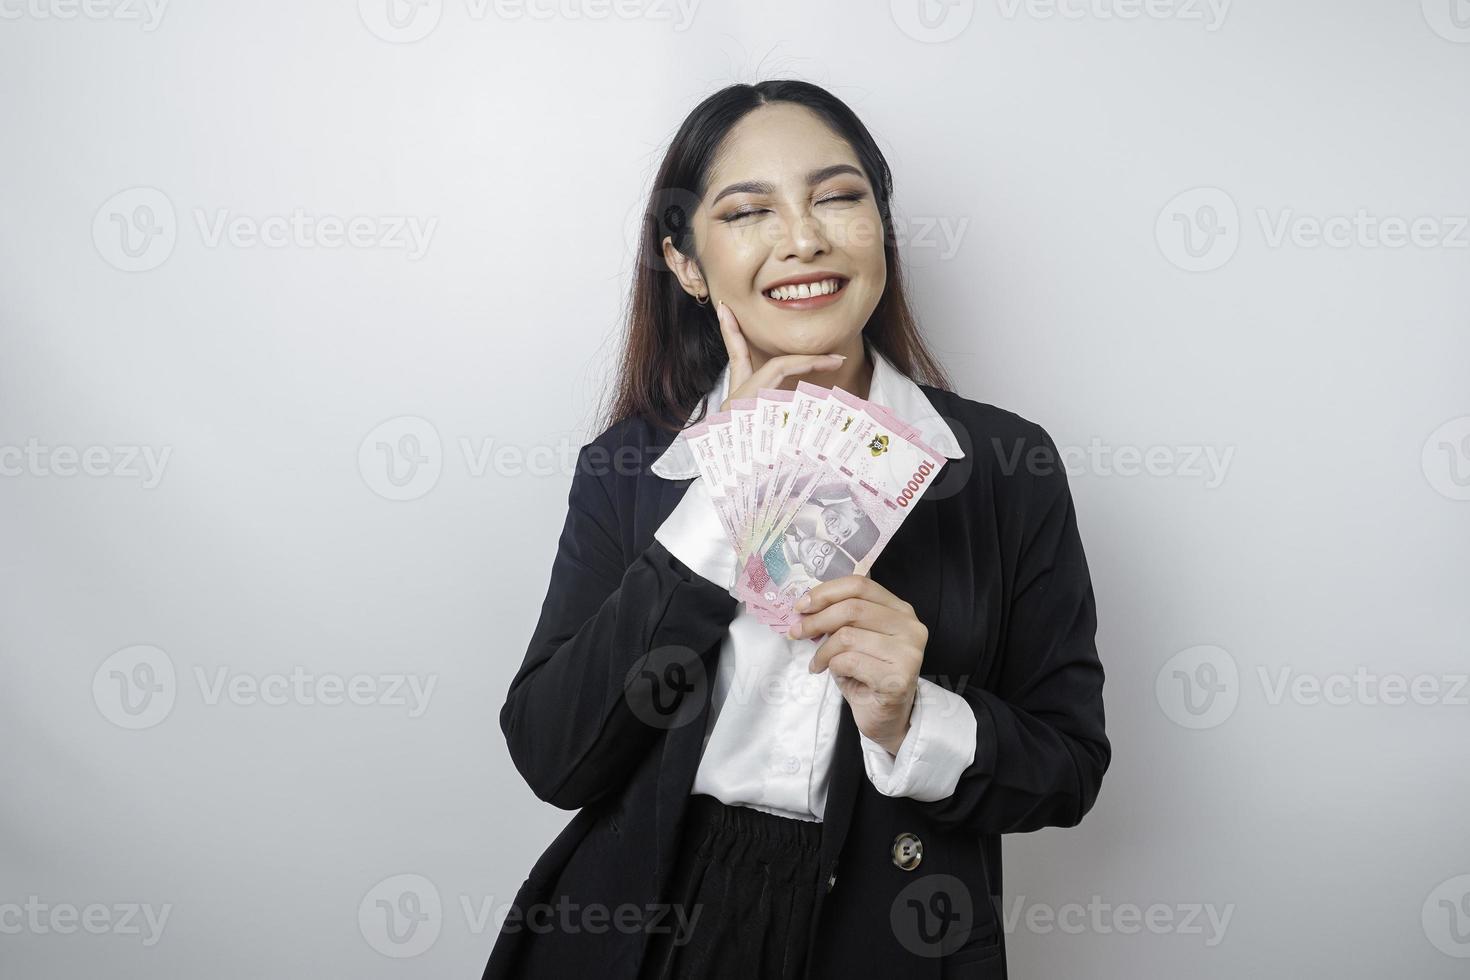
828, 354, 846, 361
786, 623, 799, 639
796, 594, 812, 611
807, 658, 816, 673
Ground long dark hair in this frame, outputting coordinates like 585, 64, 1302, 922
602, 79, 953, 435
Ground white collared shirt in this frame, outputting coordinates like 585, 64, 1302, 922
650, 344, 978, 822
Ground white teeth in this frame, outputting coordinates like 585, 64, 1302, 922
765, 278, 843, 301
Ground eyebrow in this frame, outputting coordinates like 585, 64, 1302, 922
708, 164, 867, 207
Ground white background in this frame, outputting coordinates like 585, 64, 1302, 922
2, 1, 1468, 977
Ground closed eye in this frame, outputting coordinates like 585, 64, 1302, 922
720, 192, 867, 223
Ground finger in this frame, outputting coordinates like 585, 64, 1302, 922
797, 576, 911, 618
743, 353, 846, 396
808, 625, 889, 675
826, 649, 917, 709
723, 352, 845, 412
716, 302, 752, 394
819, 648, 888, 692
787, 596, 907, 644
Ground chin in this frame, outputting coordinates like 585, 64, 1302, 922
751, 320, 858, 358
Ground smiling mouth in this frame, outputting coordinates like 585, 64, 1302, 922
762, 277, 849, 304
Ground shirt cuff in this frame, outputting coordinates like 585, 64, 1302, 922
859, 677, 977, 802
653, 476, 738, 593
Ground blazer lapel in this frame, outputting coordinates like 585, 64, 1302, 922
649, 472, 710, 883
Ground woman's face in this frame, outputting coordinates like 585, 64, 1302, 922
678, 103, 888, 359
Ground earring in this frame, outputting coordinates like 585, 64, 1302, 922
693, 291, 709, 307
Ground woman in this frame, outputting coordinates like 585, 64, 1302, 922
482, 80, 1109, 980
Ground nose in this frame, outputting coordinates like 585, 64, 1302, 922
777, 206, 831, 262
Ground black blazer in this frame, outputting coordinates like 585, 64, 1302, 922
480, 384, 1110, 980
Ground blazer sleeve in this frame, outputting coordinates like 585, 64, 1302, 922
500, 441, 740, 810
921, 421, 1111, 835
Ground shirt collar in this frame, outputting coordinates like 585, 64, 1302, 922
649, 342, 965, 481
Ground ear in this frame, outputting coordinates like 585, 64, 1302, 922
661, 235, 708, 301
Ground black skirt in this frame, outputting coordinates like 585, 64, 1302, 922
640, 794, 824, 980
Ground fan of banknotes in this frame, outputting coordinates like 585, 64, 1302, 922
683, 381, 948, 633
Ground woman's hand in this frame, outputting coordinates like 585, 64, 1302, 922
786, 575, 928, 756
716, 301, 846, 413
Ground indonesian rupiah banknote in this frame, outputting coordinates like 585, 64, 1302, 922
682, 382, 947, 632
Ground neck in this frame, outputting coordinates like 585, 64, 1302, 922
745, 335, 874, 400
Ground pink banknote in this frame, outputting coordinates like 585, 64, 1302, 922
683, 383, 947, 633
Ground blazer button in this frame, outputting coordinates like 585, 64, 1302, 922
891, 832, 923, 871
